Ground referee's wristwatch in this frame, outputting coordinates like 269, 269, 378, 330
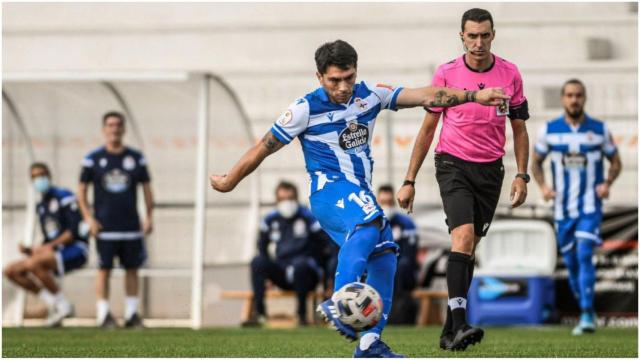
515, 173, 530, 183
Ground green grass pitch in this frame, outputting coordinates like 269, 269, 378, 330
2, 326, 637, 357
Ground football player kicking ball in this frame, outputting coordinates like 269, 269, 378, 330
210, 39, 509, 358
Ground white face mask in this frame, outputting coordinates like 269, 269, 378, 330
381, 205, 396, 218
277, 200, 299, 219
33, 176, 51, 194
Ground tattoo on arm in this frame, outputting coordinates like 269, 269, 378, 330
261, 131, 284, 154
427, 90, 461, 107
465, 91, 477, 103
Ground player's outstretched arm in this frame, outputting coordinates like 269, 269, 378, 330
210, 131, 285, 193
395, 86, 510, 109
397, 111, 441, 214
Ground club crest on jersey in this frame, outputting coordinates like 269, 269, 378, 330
270, 229, 281, 242
48, 199, 59, 213
478, 83, 486, 90
293, 219, 307, 238
102, 168, 131, 193
277, 110, 293, 126
123, 156, 136, 171
99, 158, 108, 168
339, 120, 369, 154
354, 97, 368, 110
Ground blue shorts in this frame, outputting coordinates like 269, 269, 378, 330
55, 242, 88, 276
310, 180, 398, 255
555, 213, 602, 254
97, 238, 147, 269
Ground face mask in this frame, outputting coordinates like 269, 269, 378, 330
277, 200, 298, 219
33, 176, 51, 194
381, 206, 396, 218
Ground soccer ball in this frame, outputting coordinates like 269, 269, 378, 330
331, 282, 383, 331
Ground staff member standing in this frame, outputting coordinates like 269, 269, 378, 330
397, 8, 530, 351
78, 111, 154, 329
532, 79, 621, 336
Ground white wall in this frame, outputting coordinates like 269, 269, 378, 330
4, 3, 637, 207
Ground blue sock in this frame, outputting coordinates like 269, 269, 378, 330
333, 225, 381, 292
576, 239, 596, 312
362, 251, 397, 336
562, 249, 581, 301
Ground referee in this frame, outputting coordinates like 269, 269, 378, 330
396, 8, 530, 351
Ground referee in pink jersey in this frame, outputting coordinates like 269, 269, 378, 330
397, 8, 530, 351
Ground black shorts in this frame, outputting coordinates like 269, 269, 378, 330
435, 153, 504, 237
97, 238, 147, 269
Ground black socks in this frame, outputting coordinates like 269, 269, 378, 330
445, 251, 474, 333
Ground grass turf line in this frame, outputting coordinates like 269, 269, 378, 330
2, 326, 637, 357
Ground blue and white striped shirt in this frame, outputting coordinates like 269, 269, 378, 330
271, 81, 403, 193
535, 115, 617, 220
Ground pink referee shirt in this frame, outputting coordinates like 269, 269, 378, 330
429, 55, 527, 163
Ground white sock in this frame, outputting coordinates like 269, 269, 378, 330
359, 333, 380, 351
38, 289, 56, 311
53, 291, 71, 311
96, 299, 110, 324
124, 296, 139, 321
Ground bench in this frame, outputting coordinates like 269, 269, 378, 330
222, 288, 448, 327
220, 290, 327, 326
412, 289, 448, 327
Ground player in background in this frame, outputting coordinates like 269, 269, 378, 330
532, 79, 621, 335
78, 111, 154, 329
396, 8, 530, 351
4, 163, 88, 327
377, 185, 419, 310
210, 39, 509, 357
246, 181, 330, 327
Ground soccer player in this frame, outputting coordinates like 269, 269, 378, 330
78, 111, 154, 329
210, 40, 509, 357
246, 181, 328, 327
396, 8, 530, 351
532, 79, 621, 335
4, 163, 88, 327
377, 185, 419, 301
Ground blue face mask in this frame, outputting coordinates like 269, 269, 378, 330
33, 176, 51, 194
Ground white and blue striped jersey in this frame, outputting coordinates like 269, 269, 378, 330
535, 115, 617, 221
270, 81, 403, 193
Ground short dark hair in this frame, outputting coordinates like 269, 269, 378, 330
561, 78, 586, 96
314, 40, 358, 74
102, 111, 126, 126
30, 162, 50, 177
275, 180, 298, 200
461, 8, 494, 32
377, 184, 394, 194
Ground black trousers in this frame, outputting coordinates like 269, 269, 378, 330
250, 255, 320, 319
